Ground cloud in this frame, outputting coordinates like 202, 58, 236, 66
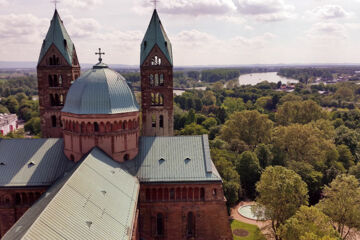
134, 0, 236, 16
62, 15, 101, 38
0, 0, 8, 6
0, 13, 47, 43
231, 32, 276, 48
234, 0, 295, 22
309, 5, 350, 19
307, 22, 347, 39
63, 0, 103, 9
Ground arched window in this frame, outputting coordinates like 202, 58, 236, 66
160, 74, 164, 86
50, 94, 56, 106
151, 93, 156, 105
81, 122, 86, 133
124, 154, 129, 161
22, 193, 28, 205
155, 74, 159, 86
164, 188, 169, 201
150, 74, 154, 86
152, 115, 156, 128
106, 122, 112, 132
123, 121, 127, 130
48, 75, 54, 87
156, 213, 164, 236
55, 94, 60, 106
70, 154, 75, 161
15, 193, 21, 205
158, 188, 163, 201
59, 94, 64, 105
146, 189, 151, 201
170, 188, 175, 200
51, 115, 57, 127
200, 188, 205, 200
94, 122, 99, 132
159, 115, 164, 128
53, 75, 58, 86
152, 55, 162, 66
59, 75, 63, 86
187, 212, 195, 237
188, 188, 193, 200
29, 192, 34, 203
159, 94, 164, 106
176, 188, 181, 200
194, 188, 199, 200
182, 187, 187, 200
152, 189, 157, 201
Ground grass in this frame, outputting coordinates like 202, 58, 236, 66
231, 220, 266, 240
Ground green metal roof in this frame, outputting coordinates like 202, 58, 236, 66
3, 148, 139, 240
0, 138, 75, 187
38, 10, 75, 66
62, 63, 139, 115
140, 10, 173, 66
128, 135, 222, 183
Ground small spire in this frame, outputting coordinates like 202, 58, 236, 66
51, 0, 60, 10
95, 48, 105, 63
151, 0, 159, 9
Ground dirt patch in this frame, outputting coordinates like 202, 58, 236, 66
233, 229, 249, 237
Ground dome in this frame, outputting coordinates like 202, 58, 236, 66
62, 63, 139, 115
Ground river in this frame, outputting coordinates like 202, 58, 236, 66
238, 72, 298, 86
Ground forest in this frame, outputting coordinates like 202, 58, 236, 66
1, 68, 360, 239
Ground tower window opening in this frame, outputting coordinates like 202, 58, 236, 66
64, 39, 67, 48
155, 74, 159, 86
53, 75, 58, 87
187, 212, 195, 237
159, 94, 164, 106
94, 122, 99, 132
48, 75, 54, 87
124, 154, 130, 161
160, 74, 164, 86
59, 94, 64, 106
144, 41, 147, 49
151, 55, 161, 66
59, 75, 63, 86
151, 93, 156, 105
50, 94, 56, 106
159, 115, 164, 128
156, 213, 164, 236
152, 115, 156, 128
51, 115, 57, 127
170, 188, 175, 200
150, 74, 154, 86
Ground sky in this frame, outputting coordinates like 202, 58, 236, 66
1, 0, 360, 66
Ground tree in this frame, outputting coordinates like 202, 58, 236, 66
178, 123, 208, 136
335, 86, 354, 102
0, 104, 9, 114
221, 97, 245, 115
255, 96, 272, 112
254, 144, 273, 169
236, 151, 261, 197
336, 145, 355, 170
201, 117, 217, 130
335, 125, 360, 161
4, 96, 19, 114
220, 110, 273, 149
349, 163, 360, 181
317, 175, 360, 239
276, 100, 326, 125
256, 166, 308, 240
279, 206, 340, 240
24, 117, 41, 135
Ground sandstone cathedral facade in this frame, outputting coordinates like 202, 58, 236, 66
0, 8, 232, 240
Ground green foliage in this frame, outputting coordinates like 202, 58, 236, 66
349, 163, 360, 180
256, 166, 308, 239
317, 175, 360, 239
336, 144, 355, 169
276, 100, 326, 125
201, 69, 241, 83
178, 123, 208, 136
221, 110, 273, 150
201, 117, 217, 130
231, 220, 265, 240
236, 151, 261, 197
279, 206, 340, 240
335, 125, 360, 160
278, 68, 333, 84
1, 129, 25, 139
254, 144, 273, 169
222, 97, 245, 115
0, 104, 9, 114
3, 96, 19, 113
24, 117, 41, 135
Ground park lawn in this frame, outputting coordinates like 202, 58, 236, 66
231, 220, 266, 240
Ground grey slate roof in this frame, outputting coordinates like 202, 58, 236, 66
38, 10, 75, 66
62, 63, 140, 115
0, 138, 75, 187
3, 148, 139, 240
140, 10, 173, 66
127, 135, 222, 183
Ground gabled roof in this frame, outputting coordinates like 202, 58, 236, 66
127, 135, 222, 183
0, 138, 75, 187
140, 10, 173, 66
62, 63, 139, 115
3, 148, 139, 240
38, 10, 75, 66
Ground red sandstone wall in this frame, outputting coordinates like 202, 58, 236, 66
0, 188, 46, 238
138, 182, 233, 240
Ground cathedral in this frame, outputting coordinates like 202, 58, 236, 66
0, 8, 232, 240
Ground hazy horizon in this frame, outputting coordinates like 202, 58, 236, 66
1, 0, 360, 66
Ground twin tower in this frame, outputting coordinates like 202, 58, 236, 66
37, 9, 174, 144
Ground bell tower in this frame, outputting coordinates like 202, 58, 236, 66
37, 10, 80, 138
140, 9, 174, 136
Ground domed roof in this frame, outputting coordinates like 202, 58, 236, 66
62, 63, 139, 115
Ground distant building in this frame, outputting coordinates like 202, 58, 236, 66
0, 114, 17, 136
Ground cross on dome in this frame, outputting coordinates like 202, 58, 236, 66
51, 0, 60, 9
95, 48, 105, 63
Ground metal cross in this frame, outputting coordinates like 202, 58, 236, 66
51, 0, 60, 9
95, 48, 105, 63
151, 0, 159, 9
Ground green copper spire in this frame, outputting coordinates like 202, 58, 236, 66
140, 10, 173, 66
38, 10, 75, 66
